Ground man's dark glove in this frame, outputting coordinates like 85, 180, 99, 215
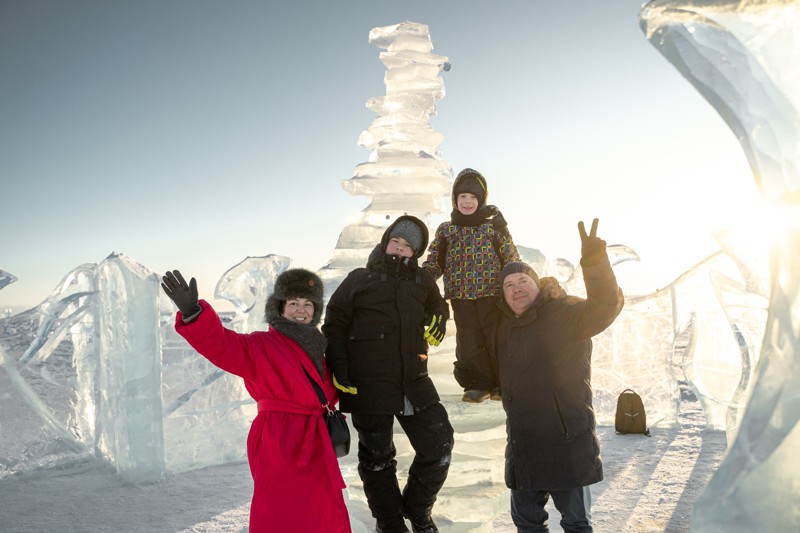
423, 314, 445, 346
487, 205, 508, 230
161, 270, 201, 318
578, 218, 607, 265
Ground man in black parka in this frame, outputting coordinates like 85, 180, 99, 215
323, 215, 454, 533
495, 219, 624, 533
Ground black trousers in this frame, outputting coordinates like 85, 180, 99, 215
451, 297, 499, 391
351, 402, 454, 521
510, 486, 593, 533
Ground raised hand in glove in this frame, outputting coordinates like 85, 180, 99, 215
578, 218, 607, 265
333, 375, 358, 395
161, 270, 201, 319
487, 205, 508, 230
423, 314, 445, 346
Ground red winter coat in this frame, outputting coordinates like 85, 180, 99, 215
175, 300, 351, 533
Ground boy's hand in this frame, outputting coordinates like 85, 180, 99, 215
333, 375, 358, 395
487, 205, 508, 229
161, 270, 201, 317
423, 314, 445, 346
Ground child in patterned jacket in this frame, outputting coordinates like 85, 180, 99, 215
422, 168, 520, 403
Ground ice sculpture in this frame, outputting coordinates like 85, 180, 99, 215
640, 1, 800, 530
0, 268, 16, 291
319, 21, 452, 295
0, 256, 165, 482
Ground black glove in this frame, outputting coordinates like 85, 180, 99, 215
578, 218, 607, 265
487, 205, 508, 230
161, 270, 201, 318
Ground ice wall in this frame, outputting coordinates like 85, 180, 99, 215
96, 253, 164, 483
319, 21, 452, 294
640, 1, 800, 530
0, 256, 165, 482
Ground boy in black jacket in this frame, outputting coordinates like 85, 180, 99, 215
323, 215, 454, 533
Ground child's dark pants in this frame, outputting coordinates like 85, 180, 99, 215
451, 297, 499, 391
351, 402, 454, 522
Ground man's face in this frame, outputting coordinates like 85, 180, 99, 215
502, 272, 540, 316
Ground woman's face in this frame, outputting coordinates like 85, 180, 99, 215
282, 297, 315, 323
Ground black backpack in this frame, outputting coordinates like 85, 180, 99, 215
615, 389, 651, 436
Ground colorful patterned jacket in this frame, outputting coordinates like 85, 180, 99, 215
422, 221, 520, 300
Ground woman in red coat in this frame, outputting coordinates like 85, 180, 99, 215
162, 268, 351, 533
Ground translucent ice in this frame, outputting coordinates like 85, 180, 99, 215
0, 256, 165, 482
96, 253, 165, 483
0, 268, 17, 291
640, 1, 800, 530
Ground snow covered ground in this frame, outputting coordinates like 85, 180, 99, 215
0, 383, 725, 533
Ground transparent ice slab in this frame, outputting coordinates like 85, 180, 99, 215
640, 1, 800, 530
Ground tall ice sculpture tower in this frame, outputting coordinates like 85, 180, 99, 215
319, 21, 452, 293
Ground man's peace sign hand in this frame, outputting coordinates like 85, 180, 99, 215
578, 218, 607, 261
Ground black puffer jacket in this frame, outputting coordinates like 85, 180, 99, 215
496, 253, 624, 491
323, 216, 450, 415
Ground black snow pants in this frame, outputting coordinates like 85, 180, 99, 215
351, 402, 454, 522
451, 297, 500, 391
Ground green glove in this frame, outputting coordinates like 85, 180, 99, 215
334, 375, 358, 395
423, 314, 445, 346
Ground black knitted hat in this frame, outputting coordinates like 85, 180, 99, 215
497, 261, 540, 290
388, 219, 424, 254
452, 168, 488, 208
264, 268, 324, 325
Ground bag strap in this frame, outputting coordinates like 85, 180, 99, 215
302, 367, 334, 414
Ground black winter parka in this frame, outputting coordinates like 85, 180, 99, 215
323, 216, 450, 415
496, 252, 624, 491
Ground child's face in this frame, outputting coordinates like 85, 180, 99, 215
457, 192, 479, 215
386, 236, 414, 258
282, 297, 315, 323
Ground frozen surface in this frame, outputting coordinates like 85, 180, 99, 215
640, 0, 800, 530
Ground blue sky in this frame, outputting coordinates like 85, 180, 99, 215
0, 0, 761, 312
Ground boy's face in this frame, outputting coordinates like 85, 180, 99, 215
282, 297, 315, 323
457, 192, 479, 215
386, 236, 414, 258
502, 273, 540, 317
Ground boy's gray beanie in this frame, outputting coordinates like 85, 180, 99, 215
388, 220, 424, 254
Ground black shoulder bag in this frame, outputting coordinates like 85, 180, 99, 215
302, 368, 351, 458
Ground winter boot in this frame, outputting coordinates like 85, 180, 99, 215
462, 389, 491, 403
407, 514, 438, 533
375, 516, 410, 533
